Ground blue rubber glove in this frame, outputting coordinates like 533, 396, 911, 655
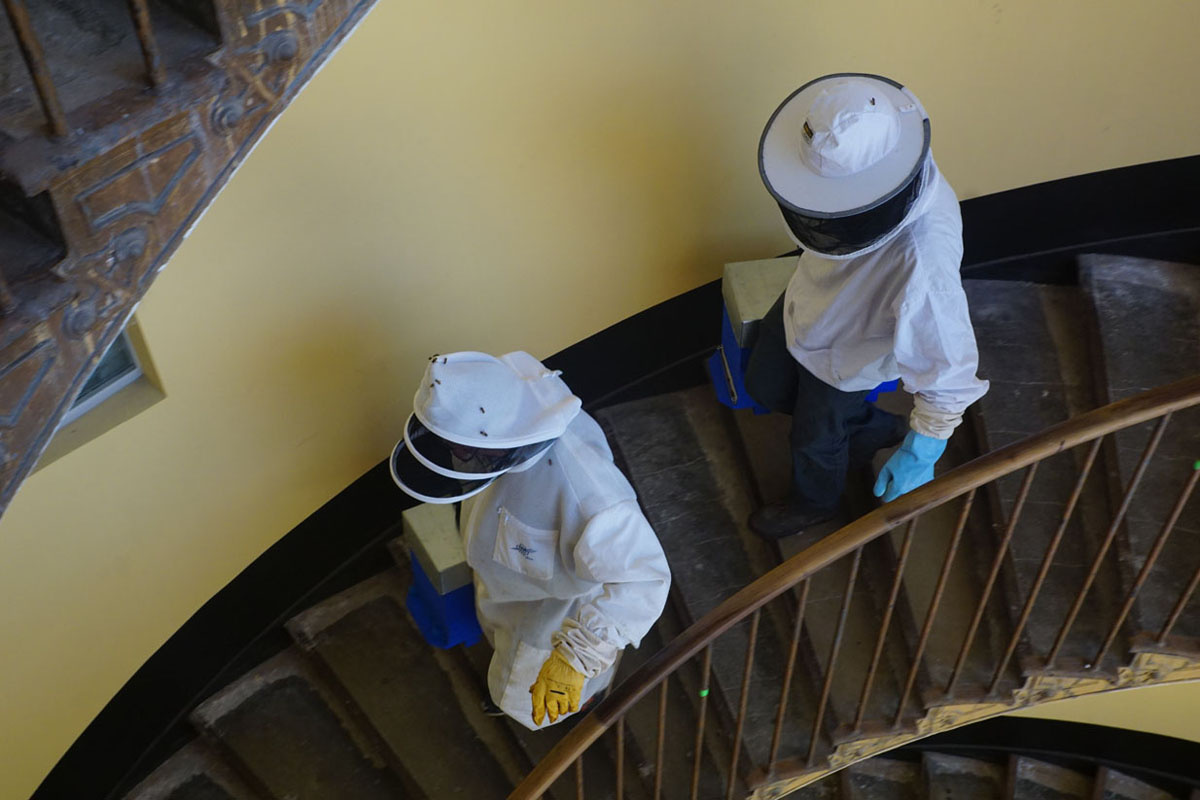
873, 430, 947, 502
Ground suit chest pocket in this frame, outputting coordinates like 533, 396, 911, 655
493, 507, 558, 581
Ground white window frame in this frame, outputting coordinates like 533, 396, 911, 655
58, 330, 145, 427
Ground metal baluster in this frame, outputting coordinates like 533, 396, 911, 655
726, 610, 761, 800
946, 464, 1038, 696
690, 646, 712, 800
654, 681, 668, 800
126, 0, 167, 86
1158, 560, 1200, 645
768, 580, 810, 772
2, 0, 68, 136
854, 519, 916, 731
1090, 463, 1200, 668
615, 716, 625, 800
988, 438, 1103, 693
893, 490, 974, 728
806, 548, 863, 767
575, 756, 585, 800
1046, 415, 1171, 668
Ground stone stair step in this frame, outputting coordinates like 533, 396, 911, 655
847, 531, 927, 731
792, 773, 845, 800
190, 648, 413, 800
684, 385, 835, 764
731, 401, 857, 755
791, 536, 901, 735
1009, 757, 1093, 800
843, 757, 922, 800
923, 752, 1006, 800
393, 528, 623, 800
286, 568, 518, 800
122, 740, 264, 800
596, 386, 823, 767
733, 402, 894, 746
1081, 255, 1200, 641
612, 604, 727, 800
965, 279, 1122, 674
1094, 767, 1178, 800
890, 421, 1003, 701
459, 639, 592, 800
735, 379, 946, 734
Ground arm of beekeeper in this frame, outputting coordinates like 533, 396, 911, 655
551, 499, 671, 677
894, 286, 989, 439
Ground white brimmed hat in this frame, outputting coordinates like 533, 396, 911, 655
390, 351, 582, 503
759, 73, 931, 257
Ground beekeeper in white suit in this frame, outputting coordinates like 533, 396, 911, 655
745, 73, 989, 539
390, 351, 671, 729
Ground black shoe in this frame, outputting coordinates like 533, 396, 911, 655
748, 502, 837, 540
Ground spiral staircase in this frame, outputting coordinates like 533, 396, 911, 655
6, 7, 1199, 798
74, 252, 1200, 800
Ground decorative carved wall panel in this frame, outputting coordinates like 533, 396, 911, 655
0, 0, 377, 517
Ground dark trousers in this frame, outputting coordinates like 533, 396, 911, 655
744, 293, 904, 511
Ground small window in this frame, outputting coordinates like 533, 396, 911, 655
59, 331, 143, 426
37, 318, 164, 470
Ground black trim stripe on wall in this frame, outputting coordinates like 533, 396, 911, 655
32, 154, 1200, 800
908, 718, 1200, 793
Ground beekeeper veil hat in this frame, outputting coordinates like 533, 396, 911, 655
759, 73, 932, 259
390, 351, 582, 503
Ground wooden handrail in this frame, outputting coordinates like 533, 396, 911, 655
509, 374, 1200, 799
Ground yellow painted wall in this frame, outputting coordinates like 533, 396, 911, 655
3, 1, 1199, 796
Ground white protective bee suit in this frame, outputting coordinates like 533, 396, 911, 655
462, 410, 671, 729
781, 154, 989, 438
389, 351, 670, 730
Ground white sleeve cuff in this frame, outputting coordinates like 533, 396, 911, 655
552, 617, 620, 678
909, 396, 962, 440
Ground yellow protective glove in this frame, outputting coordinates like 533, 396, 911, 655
529, 649, 584, 726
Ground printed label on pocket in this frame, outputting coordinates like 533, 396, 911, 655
493, 507, 557, 581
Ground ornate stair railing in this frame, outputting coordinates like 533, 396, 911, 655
510, 374, 1200, 800
0, 0, 376, 517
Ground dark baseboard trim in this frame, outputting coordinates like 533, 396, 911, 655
33, 154, 1200, 800
960, 155, 1200, 282
907, 717, 1200, 792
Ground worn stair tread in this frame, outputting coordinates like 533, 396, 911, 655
596, 386, 820, 766
612, 604, 728, 800
900, 411, 1021, 704
965, 279, 1122, 669
191, 648, 410, 800
1011, 757, 1092, 800
122, 740, 262, 800
286, 568, 518, 799
791, 775, 844, 800
736, 399, 917, 739
924, 752, 1006, 800
1096, 767, 1177, 800
371, 550, 620, 800
1081, 255, 1200, 640
459, 639, 588, 800
843, 757, 922, 800
849, 530, 928, 732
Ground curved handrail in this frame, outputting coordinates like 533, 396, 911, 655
510, 373, 1200, 799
